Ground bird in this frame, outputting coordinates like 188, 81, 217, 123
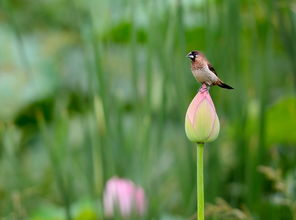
187, 50, 233, 89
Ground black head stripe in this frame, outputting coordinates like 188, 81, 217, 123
191, 51, 199, 56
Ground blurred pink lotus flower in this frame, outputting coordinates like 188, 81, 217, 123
103, 177, 146, 218
185, 84, 220, 143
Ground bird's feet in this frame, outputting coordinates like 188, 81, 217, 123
199, 83, 209, 93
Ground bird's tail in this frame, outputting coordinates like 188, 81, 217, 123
216, 80, 234, 89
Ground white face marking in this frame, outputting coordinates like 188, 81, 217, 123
188, 54, 195, 59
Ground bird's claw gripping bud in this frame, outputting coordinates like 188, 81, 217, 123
198, 84, 209, 93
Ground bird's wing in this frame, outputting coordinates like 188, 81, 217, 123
207, 63, 218, 76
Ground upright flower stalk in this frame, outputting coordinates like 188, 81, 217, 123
185, 84, 220, 220
196, 143, 204, 220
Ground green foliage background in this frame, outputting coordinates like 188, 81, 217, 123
0, 0, 295, 219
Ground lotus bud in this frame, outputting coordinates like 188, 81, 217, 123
103, 177, 146, 218
185, 84, 220, 143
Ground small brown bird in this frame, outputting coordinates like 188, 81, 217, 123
187, 50, 233, 89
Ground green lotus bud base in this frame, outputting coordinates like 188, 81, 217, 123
185, 85, 220, 143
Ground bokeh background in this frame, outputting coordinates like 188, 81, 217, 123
0, 0, 296, 219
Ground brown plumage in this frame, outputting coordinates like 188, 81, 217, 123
187, 50, 233, 89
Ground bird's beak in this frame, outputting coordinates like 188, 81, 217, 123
187, 53, 194, 60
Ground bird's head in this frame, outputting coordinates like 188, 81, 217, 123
187, 50, 200, 61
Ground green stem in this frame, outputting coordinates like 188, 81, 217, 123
197, 143, 204, 220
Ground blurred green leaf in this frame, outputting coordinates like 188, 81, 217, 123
30, 205, 64, 220
266, 96, 296, 146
